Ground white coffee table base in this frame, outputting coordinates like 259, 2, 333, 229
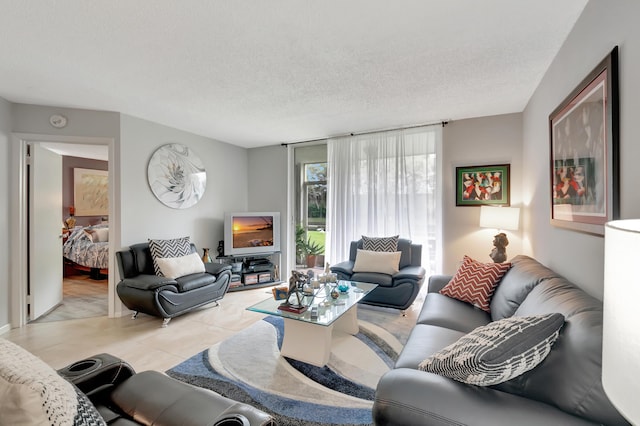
280, 304, 360, 367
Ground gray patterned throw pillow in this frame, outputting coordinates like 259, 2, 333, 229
418, 313, 565, 386
148, 236, 192, 276
0, 338, 106, 426
362, 235, 399, 252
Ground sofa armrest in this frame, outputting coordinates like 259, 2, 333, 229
205, 263, 232, 276
111, 371, 274, 426
373, 368, 596, 426
427, 274, 452, 293
118, 274, 178, 291
330, 260, 354, 277
58, 353, 135, 398
393, 265, 426, 282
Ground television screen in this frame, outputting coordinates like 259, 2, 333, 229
232, 215, 274, 248
224, 212, 281, 256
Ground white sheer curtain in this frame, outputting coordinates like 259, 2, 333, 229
326, 125, 441, 273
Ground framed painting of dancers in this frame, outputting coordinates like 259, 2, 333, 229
549, 46, 619, 236
455, 164, 510, 207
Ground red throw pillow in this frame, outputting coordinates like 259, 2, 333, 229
440, 255, 512, 312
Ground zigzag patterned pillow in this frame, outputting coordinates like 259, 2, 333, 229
440, 255, 511, 312
148, 236, 192, 276
362, 235, 399, 252
419, 313, 565, 386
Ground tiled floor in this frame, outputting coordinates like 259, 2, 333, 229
2, 286, 273, 373
2, 283, 427, 375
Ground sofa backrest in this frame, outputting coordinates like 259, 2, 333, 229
349, 238, 421, 269
490, 255, 561, 321
494, 277, 628, 425
116, 242, 197, 279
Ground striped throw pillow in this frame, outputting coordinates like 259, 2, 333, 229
362, 235, 399, 252
440, 255, 511, 312
148, 237, 192, 276
419, 313, 565, 386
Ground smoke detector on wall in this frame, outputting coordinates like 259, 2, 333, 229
49, 114, 68, 128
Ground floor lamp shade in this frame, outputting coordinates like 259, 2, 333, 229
603, 219, 640, 423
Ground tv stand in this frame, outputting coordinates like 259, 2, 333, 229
216, 252, 282, 292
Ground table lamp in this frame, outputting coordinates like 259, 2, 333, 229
603, 219, 640, 423
479, 206, 520, 263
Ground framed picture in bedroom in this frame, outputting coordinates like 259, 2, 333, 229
74, 168, 108, 216
455, 164, 510, 207
549, 46, 619, 236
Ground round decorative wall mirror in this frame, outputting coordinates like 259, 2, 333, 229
147, 143, 206, 209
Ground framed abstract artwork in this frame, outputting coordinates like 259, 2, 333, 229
549, 46, 619, 235
147, 143, 207, 209
455, 164, 510, 206
74, 168, 108, 216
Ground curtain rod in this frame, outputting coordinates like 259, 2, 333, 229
280, 120, 449, 147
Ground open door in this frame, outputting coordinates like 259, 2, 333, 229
29, 143, 63, 320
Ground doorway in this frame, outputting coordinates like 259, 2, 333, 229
10, 134, 116, 328
35, 142, 110, 322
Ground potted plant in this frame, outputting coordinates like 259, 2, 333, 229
305, 239, 325, 268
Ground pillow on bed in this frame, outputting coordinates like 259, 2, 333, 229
84, 228, 109, 243
155, 253, 205, 279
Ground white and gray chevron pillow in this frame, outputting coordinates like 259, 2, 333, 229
148, 236, 192, 276
419, 313, 565, 386
362, 235, 399, 252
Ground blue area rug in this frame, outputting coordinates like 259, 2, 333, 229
166, 309, 412, 426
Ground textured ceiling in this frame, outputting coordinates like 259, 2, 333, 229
0, 1, 587, 148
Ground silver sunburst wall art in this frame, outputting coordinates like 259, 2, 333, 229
147, 143, 206, 209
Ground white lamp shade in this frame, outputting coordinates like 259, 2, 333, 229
479, 206, 520, 231
603, 219, 640, 423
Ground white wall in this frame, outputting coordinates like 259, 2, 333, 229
442, 113, 523, 274
247, 145, 289, 274
0, 97, 11, 332
0, 106, 249, 329
522, 0, 640, 299
119, 114, 248, 254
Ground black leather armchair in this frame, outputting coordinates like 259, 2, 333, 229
116, 242, 232, 326
330, 238, 426, 311
58, 353, 275, 426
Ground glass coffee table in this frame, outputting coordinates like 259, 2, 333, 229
246, 280, 377, 367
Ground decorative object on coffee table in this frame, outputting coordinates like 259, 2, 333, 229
279, 270, 309, 313
330, 287, 340, 299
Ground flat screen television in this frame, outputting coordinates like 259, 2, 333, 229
223, 212, 281, 257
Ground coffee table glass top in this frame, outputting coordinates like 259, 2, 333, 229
246, 280, 377, 327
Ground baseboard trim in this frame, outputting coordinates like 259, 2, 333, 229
0, 323, 11, 336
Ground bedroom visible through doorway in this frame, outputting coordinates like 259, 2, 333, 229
32, 142, 109, 323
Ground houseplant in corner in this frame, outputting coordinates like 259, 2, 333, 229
305, 239, 324, 268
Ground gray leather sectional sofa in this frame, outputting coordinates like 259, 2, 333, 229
372, 255, 629, 425
57, 353, 275, 425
